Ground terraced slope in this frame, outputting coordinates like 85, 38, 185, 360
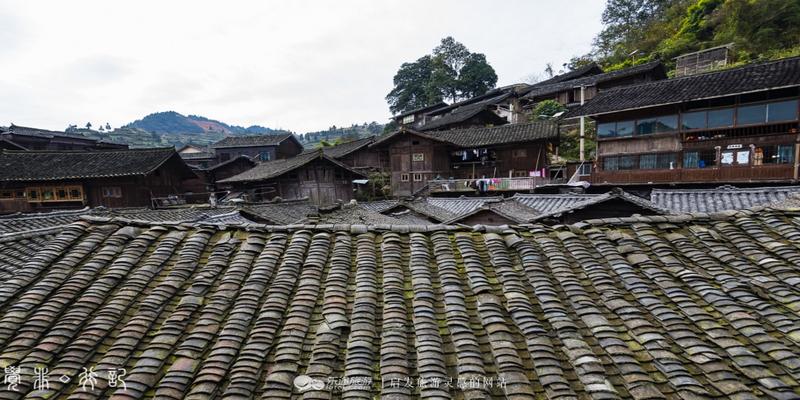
0, 209, 798, 398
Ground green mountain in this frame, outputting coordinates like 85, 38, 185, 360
65, 113, 384, 149
123, 111, 286, 135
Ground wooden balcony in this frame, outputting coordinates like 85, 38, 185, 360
592, 164, 796, 185
429, 176, 551, 193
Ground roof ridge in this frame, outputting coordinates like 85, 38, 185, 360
588, 55, 800, 96
0, 147, 174, 154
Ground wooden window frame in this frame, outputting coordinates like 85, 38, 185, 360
413, 173, 423, 182
400, 173, 409, 182
102, 186, 122, 198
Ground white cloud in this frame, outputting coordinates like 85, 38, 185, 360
0, 0, 604, 133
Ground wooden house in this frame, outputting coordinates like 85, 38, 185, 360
568, 56, 800, 186
522, 61, 666, 108
219, 149, 367, 205
183, 155, 258, 203
177, 144, 217, 168
0, 148, 196, 213
321, 136, 388, 172
211, 134, 303, 163
392, 102, 447, 127
370, 121, 559, 197
0, 124, 129, 151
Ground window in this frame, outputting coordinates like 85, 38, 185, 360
616, 120, 634, 137
656, 115, 679, 132
637, 115, 678, 135
513, 170, 528, 177
41, 188, 54, 201
708, 108, 734, 128
737, 104, 767, 125
768, 100, 799, 122
56, 188, 68, 201
597, 122, 616, 138
413, 173, 423, 182
258, 151, 271, 161
27, 188, 40, 201
68, 186, 83, 200
656, 153, 676, 169
0, 190, 12, 199
755, 144, 795, 165
598, 120, 634, 138
402, 115, 415, 124
102, 186, 122, 198
618, 155, 636, 170
14, 190, 24, 199
682, 111, 706, 130
578, 164, 592, 176
219, 153, 231, 162
400, 174, 409, 182
639, 154, 657, 169
512, 149, 527, 158
683, 150, 716, 168
411, 140, 420, 145
603, 157, 619, 171
412, 153, 424, 162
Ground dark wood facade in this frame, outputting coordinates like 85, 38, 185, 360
379, 131, 551, 197
213, 137, 303, 163
0, 155, 194, 213
233, 158, 361, 205
336, 146, 388, 172
592, 90, 800, 186
0, 126, 128, 151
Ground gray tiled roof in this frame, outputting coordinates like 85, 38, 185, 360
0, 209, 799, 397
314, 205, 406, 225
0, 231, 55, 281
219, 149, 366, 183
512, 193, 600, 213
374, 122, 558, 149
651, 185, 800, 213
0, 208, 94, 235
358, 199, 400, 213
569, 56, 800, 117
240, 199, 319, 225
530, 189, 669, 222
320, 136, 375, 159
211, 134, 295, 148
0, 206, 255, 235
523, 60, 665, 100
417, 93, 510, 131
0, 148, 188, 181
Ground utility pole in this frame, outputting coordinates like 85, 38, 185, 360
579, 86, 585, 162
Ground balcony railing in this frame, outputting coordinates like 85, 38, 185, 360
592, 164, 796, 185
428, 177, 551, 193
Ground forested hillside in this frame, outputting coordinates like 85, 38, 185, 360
298, 122, 385, 148
123, 111, 286, 135
571, 0, 800, 72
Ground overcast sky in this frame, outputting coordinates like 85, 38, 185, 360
0, 1, 605, 133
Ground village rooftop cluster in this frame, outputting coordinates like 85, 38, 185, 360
1, 47, 800, 399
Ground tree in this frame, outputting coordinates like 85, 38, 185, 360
458, 53, 498, 99
85, 122, 92, 130
105, 122, 111, 130
531, 100, 566, 120
386, 37, 497, 114
385, 55, 440, 115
